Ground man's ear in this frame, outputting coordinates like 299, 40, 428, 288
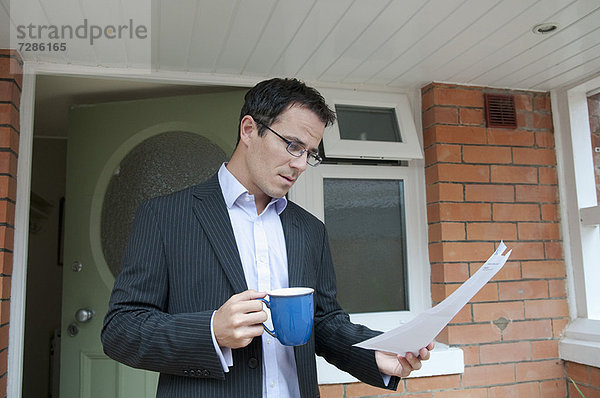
239, 115, 256, 146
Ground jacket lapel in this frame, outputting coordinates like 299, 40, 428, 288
191, 175, 248, 294
281, 205, 306, 288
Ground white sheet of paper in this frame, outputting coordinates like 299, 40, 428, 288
354, 242, 511, 356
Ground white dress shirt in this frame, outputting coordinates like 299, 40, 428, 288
211, 163, 301, 398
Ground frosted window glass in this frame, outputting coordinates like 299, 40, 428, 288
335, 105, 402, 142
101, 131, 227, 277
324, 178, 408, 313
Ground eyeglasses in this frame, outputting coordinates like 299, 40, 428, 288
255, 120, 322, 167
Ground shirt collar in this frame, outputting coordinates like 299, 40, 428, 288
217, 163, 288, 215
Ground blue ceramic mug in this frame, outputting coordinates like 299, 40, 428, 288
260, 287, 314, 346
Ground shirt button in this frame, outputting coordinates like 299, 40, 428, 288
270, 381, 275, 388
267, 338, 271, 344
248, 357, 258, 369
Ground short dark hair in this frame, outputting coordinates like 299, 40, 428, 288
237, 78, 336, 143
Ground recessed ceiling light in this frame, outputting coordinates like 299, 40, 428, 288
532, 22, 559, 35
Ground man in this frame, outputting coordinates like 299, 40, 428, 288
102, 78, 433, 397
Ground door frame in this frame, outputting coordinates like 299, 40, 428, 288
9, 63, 263, 397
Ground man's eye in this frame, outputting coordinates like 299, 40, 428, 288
288, 142, 303, 153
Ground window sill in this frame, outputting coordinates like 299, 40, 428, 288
559, 318, 600, 368
317, 343, 464, 384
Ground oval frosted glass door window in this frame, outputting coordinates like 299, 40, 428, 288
324, 178, 408, 313
101, 131, 227, 277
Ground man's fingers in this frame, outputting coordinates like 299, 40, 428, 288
405, 352, 422, 371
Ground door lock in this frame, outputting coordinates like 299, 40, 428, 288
75, 308, 95, 323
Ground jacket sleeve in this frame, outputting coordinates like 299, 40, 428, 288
101, 200, 226, 379
313, 225, 400, 391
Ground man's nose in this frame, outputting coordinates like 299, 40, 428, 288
289, 152, 308, 173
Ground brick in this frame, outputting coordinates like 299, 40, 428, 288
465, 184, 514, 202
548, 280, 566, 298
424, 125, 486, 147
426, 183, 463, 203
0, 226, 14, 251
435, 389, 487, 398
423, 106, 458, 128
541, 204, 559, 221
539, 167, 558, 184
0, 152, 17, 177
429, 222, 465, 242
490, 382, 540, 398
541, 379, 567, 398
516, 360, 564, 382
425, 144, 462, 165
0, 276, 10, 300
499, 280, 548, 300
493, 203, 540, 221
515, 94, 533, 112
571, 384, 600, 398
0, 251, 13, 275
461, 364, 515, 387
346, 381, 398, 397
467, 222, 517, 240
462, 345, 480, 365
589, 365, 600, 386
480, 341, 531, 364
439, 203, 491, 221
427, 203, 441, 223
0, 300, 9, 324
522, 260, 565, 278
565, 361, 590, 383
0, 128, 19, 154
515, 185, 557, 203
491, 165, 538, 184
449, 305, 472, 323
406, 374, 460, 392
0, 56, 23, 88
459, 108, 485, 126
434, 242, 495, 262
431, 263, 469, 283
544, 242, 563, 259
517, 112, 534, 129
513, 148, 556, 166
0, 201, 15, 225
503, 320, 552, 340
508, 241, 545, 260
439, 323, 501, 345
0, 104, 19, 132
487, 128, 535, 147
435, 87, 484, 108
525, 299, 569, 319
532, 340, 559, 359
534, 95, 551, 112
535, 131, 555, 148
533, 113, 554, 130
471, 284, 499, 302
552, 318, 569, 338
422, 87, 434, 111
0, 325, 7, 348
318, 384, 343, 398
427, 163, 489, 184
463, 146, 511, 164
473, 301, 524, 322
0, 176, 17, 201
491, 261, 522, 281
518, 222, 560, 240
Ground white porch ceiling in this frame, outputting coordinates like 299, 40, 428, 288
1, 0, 600, 92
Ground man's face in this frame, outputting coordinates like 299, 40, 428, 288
244, 105, 325, 201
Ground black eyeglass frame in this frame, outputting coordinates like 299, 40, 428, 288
254, 119, 323, 167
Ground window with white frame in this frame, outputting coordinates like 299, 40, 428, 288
552, 75, 600, 369
289, 88, 463, 383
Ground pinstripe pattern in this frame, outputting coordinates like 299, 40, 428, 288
102, 174, 399, 397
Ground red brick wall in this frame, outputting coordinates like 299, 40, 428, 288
566, 361, 600, 397
0, 49, 21, 397
422, 82, 568, 397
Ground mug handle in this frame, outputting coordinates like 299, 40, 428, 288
258, 298, 276, 338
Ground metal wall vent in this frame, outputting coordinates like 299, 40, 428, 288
485, 94, 517, 129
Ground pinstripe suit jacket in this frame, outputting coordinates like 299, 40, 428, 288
101, 174, 399, 397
